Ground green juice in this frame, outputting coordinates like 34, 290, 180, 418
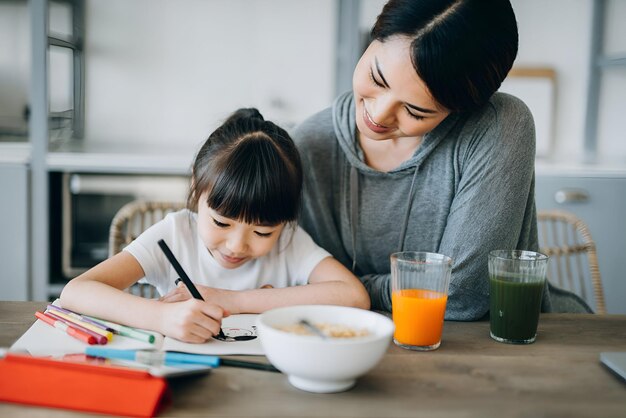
489, 274, 545, 343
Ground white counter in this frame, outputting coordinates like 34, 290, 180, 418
4, 140, 626, 176
0, 143, 30, 165
536, 159, 626, 178
0, 140, 195, 174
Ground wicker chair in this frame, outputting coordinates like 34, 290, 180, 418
537, 209, 606, 314
109, 200, 186, 298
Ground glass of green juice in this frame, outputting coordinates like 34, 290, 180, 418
488, 250, 549, 344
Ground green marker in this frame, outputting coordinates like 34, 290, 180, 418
84, 315, 156, 344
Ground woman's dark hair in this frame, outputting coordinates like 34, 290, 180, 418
188, 108, 302, 226
371, 0, 518, 112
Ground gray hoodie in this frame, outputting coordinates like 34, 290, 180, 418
293, 91, 590, 320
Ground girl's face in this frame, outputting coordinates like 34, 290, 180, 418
353, 36, 450, 142
197, 193, 285, 269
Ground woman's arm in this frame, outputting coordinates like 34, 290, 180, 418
160, 256, 371, 313
59, 252, 225, 342
436, 96, 538, 320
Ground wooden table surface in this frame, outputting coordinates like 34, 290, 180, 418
1, 301, 625, 417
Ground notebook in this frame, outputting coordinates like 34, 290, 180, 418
10, 305, 264, 357
600, 352, 626, 382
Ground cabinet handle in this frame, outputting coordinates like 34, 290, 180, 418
554, 189, 589, 204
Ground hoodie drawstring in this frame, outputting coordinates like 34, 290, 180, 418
350, 166, 358, 272
349, 164, 420, 272
397, 166, 420, 252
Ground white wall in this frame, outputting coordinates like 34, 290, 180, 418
0, 1, 30, 132
83, 0, 336, 147
364, 0, 625, 164
511, 0, 625, 163
510, 0, 593, 161
1, 0, 624, 161
597, 0, 626, 161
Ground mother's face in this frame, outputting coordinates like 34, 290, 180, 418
352, 36, 450, 142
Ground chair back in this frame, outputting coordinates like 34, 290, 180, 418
537, 209, 606, 314
109, 200, 186, 298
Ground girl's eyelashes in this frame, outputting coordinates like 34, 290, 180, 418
369, 68, 385, 88
212, 215, 274, 237
212, 218, 229, 228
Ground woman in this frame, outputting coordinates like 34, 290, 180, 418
293, 0, 590, 320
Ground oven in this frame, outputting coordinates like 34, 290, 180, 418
50, 172, 189, 284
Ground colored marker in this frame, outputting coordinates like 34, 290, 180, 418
86, 347, 219, 367
83, 316, 156, 344
46, 304, 114, 332
85, 348, 279, 372
45, 311, 108, 345
35, 311, 96, 345
44, 309, 113, 341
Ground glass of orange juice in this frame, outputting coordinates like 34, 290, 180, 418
391, 251, 452, 351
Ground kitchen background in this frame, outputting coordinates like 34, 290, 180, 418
1, 0, 625, 313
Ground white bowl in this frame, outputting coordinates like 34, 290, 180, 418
256, 305, 394, 393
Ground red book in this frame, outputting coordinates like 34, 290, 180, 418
0, 353, 170, 417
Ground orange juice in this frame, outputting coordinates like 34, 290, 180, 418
392, 289, 448, 347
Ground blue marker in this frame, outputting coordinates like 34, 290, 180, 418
85, 347, 220, 367
85, 347, 279, 372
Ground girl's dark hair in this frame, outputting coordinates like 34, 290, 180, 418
371, 0, 518, 112
188, 108, 302, 226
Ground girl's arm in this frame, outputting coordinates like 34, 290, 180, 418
160, 256, 371, 313
59, 251, 225, 343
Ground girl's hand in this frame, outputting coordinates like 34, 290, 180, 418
160, 282, 238, 314
159, 281, 194, 303
158, 298, 226, 343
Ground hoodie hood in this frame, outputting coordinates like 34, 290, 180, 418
331, 91, 458, 177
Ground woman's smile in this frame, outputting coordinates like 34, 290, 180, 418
363, 105, 393, 134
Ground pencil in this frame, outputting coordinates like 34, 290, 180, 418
157, 239, 227, 339
35, 311, 96, 345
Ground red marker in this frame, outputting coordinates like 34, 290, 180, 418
35, 311, 97, 345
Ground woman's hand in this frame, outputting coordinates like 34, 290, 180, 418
158, 298, 226, 343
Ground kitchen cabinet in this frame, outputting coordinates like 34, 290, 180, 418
535, 169, 626, 314
0, 163, 29, 300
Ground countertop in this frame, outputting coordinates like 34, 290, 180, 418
0, 140, 195, 174
2, 140, 626, 176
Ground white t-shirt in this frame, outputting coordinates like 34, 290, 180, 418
123, 209, 330, 296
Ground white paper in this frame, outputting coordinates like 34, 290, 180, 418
162, 314, 263, 355
10, 311, 263, 357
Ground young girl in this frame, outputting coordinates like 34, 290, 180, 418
60, 108, 370, 343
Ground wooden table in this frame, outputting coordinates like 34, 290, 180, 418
1, 301, 625, 417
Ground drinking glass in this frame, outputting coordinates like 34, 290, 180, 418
489, 250, 549, 344
390, 251, 452, 351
